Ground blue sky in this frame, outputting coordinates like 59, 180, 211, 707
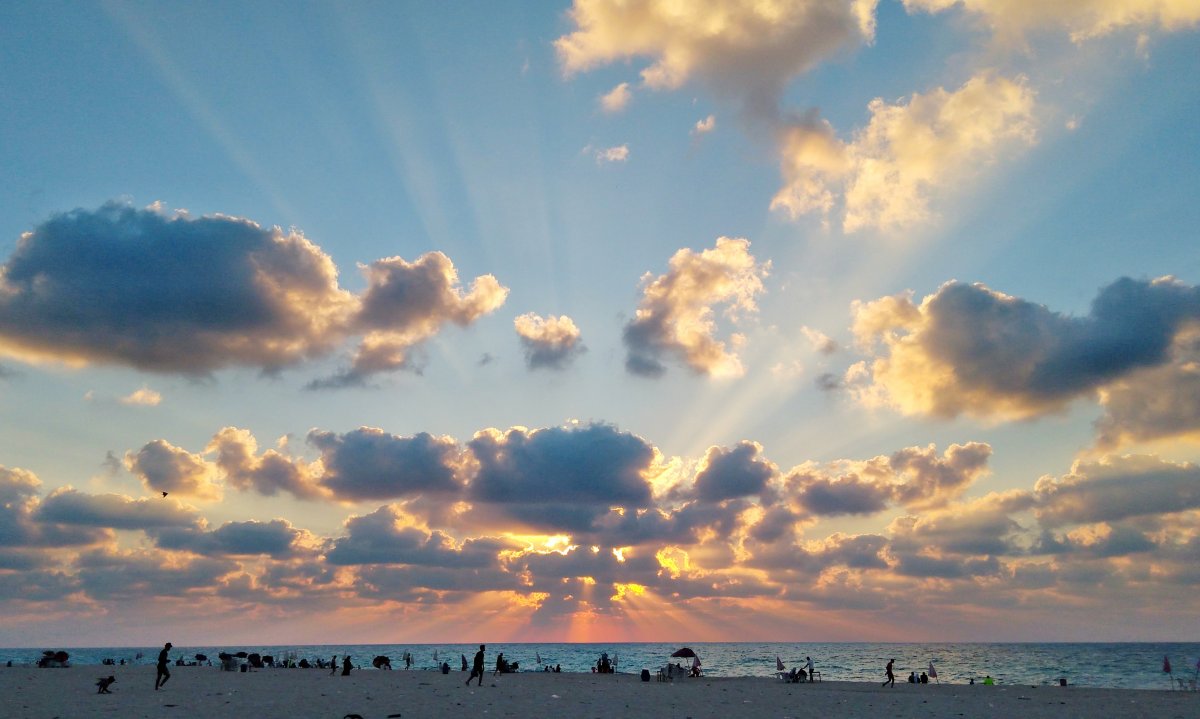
1, 0, 1199, 647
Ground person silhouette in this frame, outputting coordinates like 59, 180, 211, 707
882, 658, 895, 688
155, 643, 172, 690
341, 655, 353, 676
466, 644, 485, 686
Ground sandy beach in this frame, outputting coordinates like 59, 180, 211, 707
2, 665, 1196, 719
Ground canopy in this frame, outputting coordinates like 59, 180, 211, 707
671, 648, 697, 659
195, 654, 207, 662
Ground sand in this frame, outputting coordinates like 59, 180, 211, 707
2, 665, 1196, 719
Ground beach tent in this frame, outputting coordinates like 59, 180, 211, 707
671, 648, 697, 659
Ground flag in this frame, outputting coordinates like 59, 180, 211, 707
433, 650, 439, 662
928, 662, 937, 678
776, 656, 785, 671
537, 651, 542, 664
693, 656, 701, 669
1164, 656, 1172, 674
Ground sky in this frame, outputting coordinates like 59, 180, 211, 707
1, 0, 1199, 647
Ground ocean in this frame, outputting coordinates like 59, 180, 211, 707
5, 642, 1198, 690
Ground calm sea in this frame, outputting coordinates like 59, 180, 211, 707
4, 642, 1198, 690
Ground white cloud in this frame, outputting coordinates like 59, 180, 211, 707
119, 386, 162, 406
692, 114, 716, 135
594, 144, 630, 164
772, 73, 1037, 232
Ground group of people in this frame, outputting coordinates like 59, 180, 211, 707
783, 656, 816, 683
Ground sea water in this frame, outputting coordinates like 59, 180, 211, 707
4, 642, 1197, 690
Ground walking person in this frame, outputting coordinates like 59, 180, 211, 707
466, 644, 485, 686
883, 658, 895, 687
154, 642, 173, 690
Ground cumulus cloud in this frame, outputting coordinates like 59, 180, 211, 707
904, 0, 1200, 43
207, 427, 326, 500
556, 0, 878, 118
599, 82, 633, 112
0, 203, 506, 385
0, 467, 107, 547
801, 326, 838, 354
125, 439, 222, 500
623, 237, 769, 378
0, 203, 353, 374
467, 424, 656, 533
788, 442, 992, 516
514, 313, 586, 370
308, 427, 463, 502
693, 114, 716, 135
691, 442, 777, 502
1034, 454, 1200, 528
1094, 330, 1200, 448
315, 252, 508, 387
326, 505, 516, 566
772, 73, 1037, 232
850, 276, 1200, 420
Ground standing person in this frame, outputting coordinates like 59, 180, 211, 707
154, 642, 173, 690
806, 656, 814, 682
341, 655, 353, 676
883, 658, 895, 687
330, 655, 338, 675
466, 644, 485, 686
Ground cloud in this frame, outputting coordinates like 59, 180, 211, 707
207, 427, 326, 500
599, 82, 633, 112
154, 519, 315, 558
315, 252, 508, 387
514, 313, 586, 370
0, 203, 353, 374
1093, 329, 1200, 448
125, 439, 222, 500
904, 0, 1200, 43
0, 467, 108, 547
692, 115, 716, 135
850, 276, 1200, 420
308, 427, 463, 502
0, 203, 507, 385
119, 386, 161, 406
591, 144, 630, 164
801, 326, 838, 354
35, 488, 201, 531
691, 442, 777, 502
623, 237, 769, 378
788, 442, 992, 516
1034, 454, 1200, 527
325, 505, 516, 567
556, 0, 878, 118
772, 73, 1037, 232
73, 547, 237, 600
467, 424, 656, 532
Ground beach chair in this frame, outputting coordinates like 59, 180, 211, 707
1176, 677, 1197, 692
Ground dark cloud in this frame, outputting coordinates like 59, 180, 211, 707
795, 472, 890, 516
325, 505, 515, 566
893, 553, 1001, 579
0, 468, 111, 548
468, 424, 654, 518
308, 428, 462, 501
1094, 331, 1200, 448
312, 252, 507, 387
692, 441, 776, 502
853, 276, 1200, 419
35, 488, 201, 531
0, 203, 352, 374
73, 547, 237, 600
1034, 455, 1200, 527
153, 519, 313, 558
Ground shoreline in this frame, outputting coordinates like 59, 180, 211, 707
4, 665, 1196, 719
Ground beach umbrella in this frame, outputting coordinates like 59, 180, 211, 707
776, 656, 785, 672
671, 648, 697, 659
194, 654, 207, 662
235, 651, 249, 659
